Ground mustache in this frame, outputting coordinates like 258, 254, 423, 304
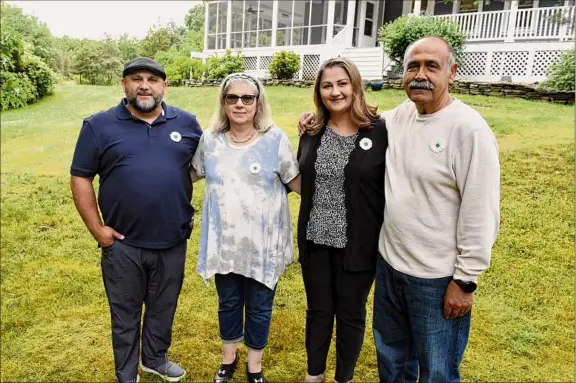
409, 80, 435, 90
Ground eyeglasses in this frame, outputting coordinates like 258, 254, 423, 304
224, 94, 257, 105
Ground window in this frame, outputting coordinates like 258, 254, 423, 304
460, 0, 478, 13
258, 1, 273, 47
243, 0, 258, 48
206, 1, 227, 50
230, 0, 243, 48
364, 1, 374, 36
276, 0, 294, 46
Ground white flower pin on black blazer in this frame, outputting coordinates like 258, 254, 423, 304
359, 137, 372, 151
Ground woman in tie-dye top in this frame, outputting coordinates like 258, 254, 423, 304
191, 73, 300, 383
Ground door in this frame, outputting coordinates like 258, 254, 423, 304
359, 0, 379, 47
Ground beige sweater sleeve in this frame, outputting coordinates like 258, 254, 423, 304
452, 127, 501, 282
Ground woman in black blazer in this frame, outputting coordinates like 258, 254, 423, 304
297, 57, 388, 383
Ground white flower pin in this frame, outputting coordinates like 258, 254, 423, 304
359, 137, 373, 151
170, 131, 182, 142
430, 137, 445, 153
249, 162, 261, 174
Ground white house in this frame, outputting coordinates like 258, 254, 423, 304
196, 0, 575, 83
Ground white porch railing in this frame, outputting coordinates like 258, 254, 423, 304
433, 6, 575, 42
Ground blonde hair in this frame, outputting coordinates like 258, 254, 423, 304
211, 73, 274, 133
311, 57, 380, 134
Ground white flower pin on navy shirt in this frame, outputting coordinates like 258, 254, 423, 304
359, 137, 373, 151
430, 137, 445, 153
170, 131, 182, 142
249, 162, 261, 174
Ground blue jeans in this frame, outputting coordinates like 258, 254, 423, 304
214, 273, 276, 350
372, 257, 471, 383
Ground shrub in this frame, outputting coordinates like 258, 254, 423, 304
205, 49, 244, 81
379, 16, 466, 66
0, 24, 54, 110
541, 51, 575, 92
0, 71, 36, 111
0, 25, 24, 72
22, 52, 54, 99
189, 59, 205, 80
269, 51, 300, 79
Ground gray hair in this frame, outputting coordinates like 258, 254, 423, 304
211, 73, 274, 133
403, 36, 456, 73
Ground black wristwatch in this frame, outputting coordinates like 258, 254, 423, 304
453, 279, 477, 293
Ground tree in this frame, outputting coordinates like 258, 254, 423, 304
0, 23, 54, 111
53, 36, 84, 78
140, 21, 186, 59
184, 4, 205, 33
71, 39, 122, 85
117, 33, 142, 63
0, 2, 56, 70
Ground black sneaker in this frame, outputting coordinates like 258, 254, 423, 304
246, 362, 267, 383
214, 352, 239, 383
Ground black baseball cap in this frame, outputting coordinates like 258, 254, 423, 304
123, 57, 166, 80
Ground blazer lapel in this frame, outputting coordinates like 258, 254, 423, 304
347, 127, 373, 173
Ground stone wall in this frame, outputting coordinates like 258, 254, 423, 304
176, 79, 575, 105
382, 79, 575, 105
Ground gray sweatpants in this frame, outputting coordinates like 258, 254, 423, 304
100, 240, 187, 382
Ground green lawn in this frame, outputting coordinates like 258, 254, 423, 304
1, 83, 574, 382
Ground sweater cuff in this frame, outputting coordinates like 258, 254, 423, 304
452, 269, 480, 284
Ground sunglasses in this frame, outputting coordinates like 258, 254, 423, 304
224, 94, 257, 105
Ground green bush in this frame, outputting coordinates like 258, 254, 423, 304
541, 51, 575, 92
0, 71, 36, 111
0, 25, 24, 72
22, 52, 54, 98
189, 59, 205, 80
205, 49, 244, 80
0, 24, 54, 110
379, 16, 466, 66
269, 51, 300, 80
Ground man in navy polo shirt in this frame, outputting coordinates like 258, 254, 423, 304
70, 57, 202, 383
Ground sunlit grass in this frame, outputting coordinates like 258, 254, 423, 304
1, 83, 573, 382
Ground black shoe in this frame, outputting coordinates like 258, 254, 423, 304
214, 353, 239, 383
246, 362, 267, 383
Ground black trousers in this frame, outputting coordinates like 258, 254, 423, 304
301, 242, 375, 382
101, 240, 186, 382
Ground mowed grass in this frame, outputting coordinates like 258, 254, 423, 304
1, 83, 573, 382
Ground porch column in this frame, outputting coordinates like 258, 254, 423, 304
226, 0, 232, 49
345, 0, 356, 46
402, 0, 412, 15
505, 0, 519, 42
271, 0, 278, 48
474, 0, 483, 38
426, 0, 436, 15
559, 0, 571, 40
327, 0, 336, 43
530, 0, 539, 35
413, 0, 422, 15
204, 2, 209, 52
452, 0, 461, 14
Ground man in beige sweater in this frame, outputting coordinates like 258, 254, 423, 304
299, 37, 500, 382
372, 37, 500, 383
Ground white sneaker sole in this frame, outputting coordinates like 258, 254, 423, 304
139, 362, 186, 382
